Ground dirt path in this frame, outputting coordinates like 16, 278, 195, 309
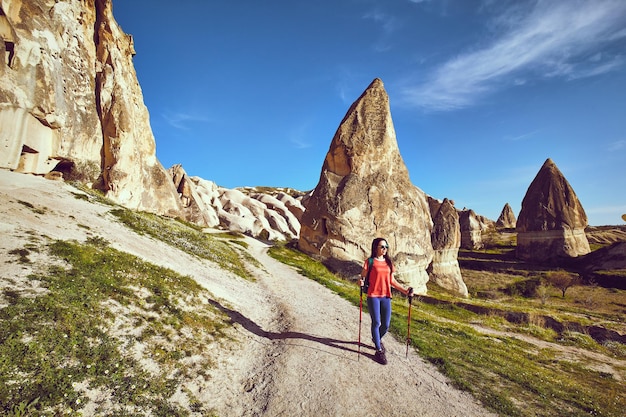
0, 170, 496, 417
203, 236, 497, 417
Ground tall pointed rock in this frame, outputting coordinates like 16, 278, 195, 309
298, 78, 433, 293
516, 158, 590, 262
496, 203, 516, 229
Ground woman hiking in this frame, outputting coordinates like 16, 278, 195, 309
360, 237, 413, 365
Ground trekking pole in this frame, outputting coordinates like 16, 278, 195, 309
406, 292, 413, 358
358, 284, 363, 361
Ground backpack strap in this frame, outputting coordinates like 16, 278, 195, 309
364, 257, 373, 291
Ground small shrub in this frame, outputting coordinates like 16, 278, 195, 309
537, 283, 550, 305
545, 270, 580, 298
505, 277, 541, 298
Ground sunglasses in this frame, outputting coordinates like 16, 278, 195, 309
378, 245, 388, 249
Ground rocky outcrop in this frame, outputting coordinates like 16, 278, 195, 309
213, 187, 303, 241
298, 78, 433, 293
516, 158, 590, 263
496, 203, 516, 229
169, 164, 219, 227
427, 197, 467, 297
459, 209, 484, 250
167, 166, 304, 241
578, 242, 626, 289
0, 0, 181, 217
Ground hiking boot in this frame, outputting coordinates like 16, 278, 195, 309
374, 349, 387, 365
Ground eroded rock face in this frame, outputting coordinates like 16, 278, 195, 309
427, 197, 467, 297
169, 164, 219, 227
516, 158, 590, 262
0, 0, 102, 175
459, 209, 484, 250
298, 78, 433, 293
496, 203, 516, 229
215, 188, 302, 241
0, 0, 181, 216
169, 165, 305, 241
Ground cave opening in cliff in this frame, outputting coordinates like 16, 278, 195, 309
51, 159, 75, 179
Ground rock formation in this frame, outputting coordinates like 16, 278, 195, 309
427, 197, 467, 297
167, 165, 305, 241
298, 78, 433, 293
516, 158, 590, 263
0, 0, 181, 216
496, 203, 516, 229
169, 164, 219, 227
459, 209, 484, 250
215, 187, 301, 241
579, 242, 626, 289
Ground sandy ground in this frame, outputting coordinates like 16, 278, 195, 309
0, 169, 497, 417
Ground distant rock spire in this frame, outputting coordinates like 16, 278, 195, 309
427, 197, 467, 297
516, 158, 590, 262
298, 78, 434, 293
496, 203, 516, 229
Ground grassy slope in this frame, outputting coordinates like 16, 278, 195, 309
1, 197, 252, 416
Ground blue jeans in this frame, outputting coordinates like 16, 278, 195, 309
367, 297, 391, 351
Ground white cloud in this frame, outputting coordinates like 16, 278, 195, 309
162, 111, 211, 130
288, 122, 313, 149
401, 0, 626, 111
362, 9, 400, 52
504, 129, 542, 142
608, 140, 626, 151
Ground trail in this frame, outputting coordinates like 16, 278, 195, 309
205, 236, 497, 417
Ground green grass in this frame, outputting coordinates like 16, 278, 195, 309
1, 237, 230, 416
268, 244, 626, 417
110, 208, 252, 280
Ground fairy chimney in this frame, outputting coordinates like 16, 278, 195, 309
459, 209, 484, 250
298, 78, 434, 294
427, 197, 467, 297
496, 203, 516, 229
516, 158, 590, 262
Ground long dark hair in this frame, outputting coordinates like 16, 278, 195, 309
369, 237, 394, 271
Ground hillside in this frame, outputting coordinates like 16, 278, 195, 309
0, 170, 494, 416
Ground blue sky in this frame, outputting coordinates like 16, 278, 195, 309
113, 0, 626, 226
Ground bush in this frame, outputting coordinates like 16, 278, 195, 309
545, 270, 580, 298
505, 277, 542, 298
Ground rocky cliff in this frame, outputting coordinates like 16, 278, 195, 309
516, 158, 590, 262
0, 0, 181, 216
298, 78, 433, 293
